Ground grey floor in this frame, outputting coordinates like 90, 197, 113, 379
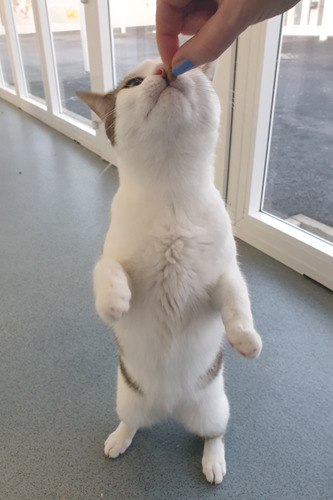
1, 98, 333, 500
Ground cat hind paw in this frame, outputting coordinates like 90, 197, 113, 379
202, 437, 226, 485
202, 459, 226, 485
104, 423, 135, 459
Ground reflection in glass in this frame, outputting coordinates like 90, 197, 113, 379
0, 11, 14, 88
46, 0, 91, 120
263, 35, 333, 243
13, 1, 45, 101
109, 0, 159, 85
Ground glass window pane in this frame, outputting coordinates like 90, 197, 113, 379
46, 0, 91, 121
263, 28, 333, 243
0, 11, 15, 89
13, 1, 45, 101
109, 0, 159, 85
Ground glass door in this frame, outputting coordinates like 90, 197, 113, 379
0, 9, 14, 90
0, 0, 99, 150
227, 2, 333, 290
262, 18, 333, 244
0, 0, 166, 163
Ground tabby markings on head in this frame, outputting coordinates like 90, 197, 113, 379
103, 76, 144, 145
76, 75, 144, 146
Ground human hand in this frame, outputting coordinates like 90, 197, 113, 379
156, 0, 300, 76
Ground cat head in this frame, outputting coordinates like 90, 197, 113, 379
77, 60, 220, 169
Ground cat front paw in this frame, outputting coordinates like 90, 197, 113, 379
94, 262, 131, 324
96, 283, 131, 324
227, 326, 262, 359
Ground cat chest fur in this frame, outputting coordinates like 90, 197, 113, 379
125, 222, 222, 327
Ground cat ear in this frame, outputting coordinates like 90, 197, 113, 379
76, 91, 110, 122
201, 60, 218, 82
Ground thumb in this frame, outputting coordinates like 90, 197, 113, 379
172, 4, 247, 72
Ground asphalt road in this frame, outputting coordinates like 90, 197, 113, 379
0, 30, 332, 232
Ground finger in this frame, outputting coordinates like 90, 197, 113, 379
172, 1, 249, 70
156, 0, 190, 67
182, 0, 218, 29
180, 10, 215, 35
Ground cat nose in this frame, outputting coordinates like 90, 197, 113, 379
153, 63, 171, 85
153, 63, 166, 77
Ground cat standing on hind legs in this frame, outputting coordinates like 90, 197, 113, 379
77, 59, 262, 485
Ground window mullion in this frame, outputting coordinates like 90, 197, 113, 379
31, 0, 61, 115
82, 1, 115, 94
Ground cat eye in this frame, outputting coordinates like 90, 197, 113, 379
124, 77, 144, 89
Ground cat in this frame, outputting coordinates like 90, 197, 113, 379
76, 59, 262, 485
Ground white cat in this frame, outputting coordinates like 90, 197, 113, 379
77, 60, 262, 485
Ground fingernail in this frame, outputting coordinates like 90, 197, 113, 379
172, 59, 195, 77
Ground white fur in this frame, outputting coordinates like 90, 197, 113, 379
93, 60, 262, 484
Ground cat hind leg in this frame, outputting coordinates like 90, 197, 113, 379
105, 365, 161, 459
174, 377, 229, 484
202, 435, 226, 485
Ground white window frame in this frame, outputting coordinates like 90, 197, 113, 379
226, 17, 333, 290
213, 42, 236, 198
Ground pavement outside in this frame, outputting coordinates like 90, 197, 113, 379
265, 36, 333, 231
0, 29, 332, 237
